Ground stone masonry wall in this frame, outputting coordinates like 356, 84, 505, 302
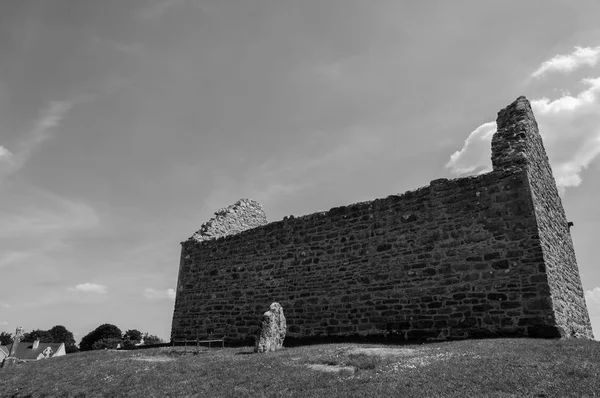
493, 97, 593, 338
171, 97, 593, 343
190, 199, 267, 242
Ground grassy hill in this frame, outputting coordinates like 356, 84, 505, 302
1, 338, 599, 397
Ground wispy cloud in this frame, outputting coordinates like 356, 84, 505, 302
0, 101, 73, 178
68, 283, 108, 294
532, 46, 600, 79
0, 147, 16, 178
136, 0, 189, 20
203, 128, 385, 215
143, 288, 176, 301
0, 183, 100, 269
0, 303, 10, 309
447, 49, 600, 192
0, 190, 99, 240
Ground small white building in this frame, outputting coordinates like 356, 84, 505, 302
0, 340, 66, 361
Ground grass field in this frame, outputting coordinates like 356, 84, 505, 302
1, 338, 599, 397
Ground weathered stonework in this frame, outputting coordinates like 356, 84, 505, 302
1, 327, 24, 368
255, 303, 287, 353
191, 199, 267, 242
171, 97, 593, 344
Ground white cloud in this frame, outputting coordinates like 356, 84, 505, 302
0, 146, 14, 161
0, 146, 16, 178
585, 287, 600, 340
587, 287, 600, 306
143, 288, 176, 301
446, 77, 600, 191
0, 101, 72, 179
0, 303, 10, 309
532, 46, 600, 79
69, 283, 108, 294
445, 122, 495, 176
0, 321, 7, 326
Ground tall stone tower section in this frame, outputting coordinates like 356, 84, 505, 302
492, 96, 593, 338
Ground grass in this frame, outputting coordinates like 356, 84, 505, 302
1, 338, 600, 397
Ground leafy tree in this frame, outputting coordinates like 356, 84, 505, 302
80, 324, 122, 351
91, 338, 122, 350
22, 329, 53, 343
18, 325, 79, 353
48, 325, 78, 353
123, 329, 142, 343
142, 334, 164, 345
121, 329, 143, 349
0, 331, 13, 345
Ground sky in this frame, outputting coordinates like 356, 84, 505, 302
1, 0, 599, 343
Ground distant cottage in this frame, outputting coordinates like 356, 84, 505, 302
171, 96, 594, 344
1, 327, 66, 365
0, 340, 66, 361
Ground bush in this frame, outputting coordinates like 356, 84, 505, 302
92, 338, 123, 350
80, 324, 122, 351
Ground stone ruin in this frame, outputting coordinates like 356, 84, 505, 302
191, 199, 267, 242
171, 96, 593, 345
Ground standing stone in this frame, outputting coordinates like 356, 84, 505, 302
1, 327, 24, 368
8, 326, 24, 357
255, 303, 286, 353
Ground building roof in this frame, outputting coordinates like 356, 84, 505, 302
0, 345, 9, 356
8, 342, 64, 360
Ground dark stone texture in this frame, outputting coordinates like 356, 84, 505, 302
171, 97, 593, 344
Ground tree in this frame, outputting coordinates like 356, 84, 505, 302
123, 329, 142, 343
22, 329, 53, 343
142, 334, 164, 345
121, 329, 143, 349
80, 324, 122, 351
92, 338, 122, 350
0, 331, 12, 345
48, 325, 78, 353
19, 325, 79, 353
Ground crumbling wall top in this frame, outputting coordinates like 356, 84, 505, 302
190, 198, 268, 242
491, 96, 540, 172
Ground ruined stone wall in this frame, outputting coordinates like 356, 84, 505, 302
493, 97, 593, 338
190, 199, 267, 242
171, 97, 593, 343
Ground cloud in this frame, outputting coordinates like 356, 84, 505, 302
0, 321, 7, 326
0, 190, 99, 240
585, 287, 600, 339
69, 283, 108, 294
445, 122, 496, 176
0, 146, 16, 177
446, 77, 600, 191
0, 183, 100, 269
0, 303, 10, 309
532, 46, 600, 79
0, 101, 73, 178
136, 0, 188, 20
587, 287, 600, 306
202, 127, 385, 214
143, 288, 176, 301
